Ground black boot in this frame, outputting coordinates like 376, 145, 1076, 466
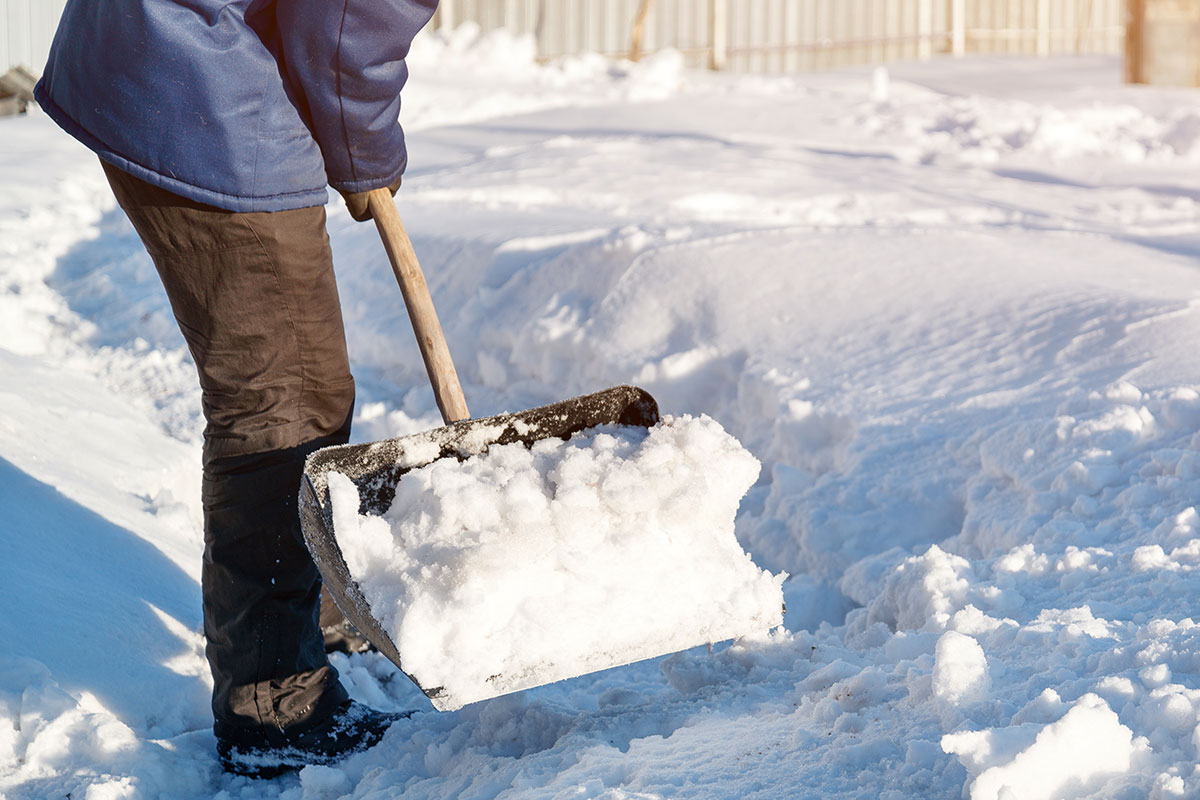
216, 700, 411, 778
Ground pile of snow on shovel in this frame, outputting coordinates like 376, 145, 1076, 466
328, 415, 785, 709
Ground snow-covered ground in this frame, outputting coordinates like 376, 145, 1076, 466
4, 24, 1200, 799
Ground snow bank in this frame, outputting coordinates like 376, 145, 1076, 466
400, 23, 687, 131
854, 80, 1200, 167
329, 416, 785, 710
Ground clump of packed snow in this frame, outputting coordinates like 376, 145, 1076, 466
328, 415, 784, 710
942, 694, 1137, 800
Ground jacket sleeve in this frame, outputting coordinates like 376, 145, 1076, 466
276, 0, 438, 193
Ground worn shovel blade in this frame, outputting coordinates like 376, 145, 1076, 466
299, 385, 659, 707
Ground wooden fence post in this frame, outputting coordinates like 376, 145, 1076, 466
709, 0, 728, 70
1125, 0, 1145, 83
630, 0, 654, 61
534, 0, 546, 51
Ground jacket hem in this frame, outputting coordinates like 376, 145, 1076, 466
34, 84, 330, 213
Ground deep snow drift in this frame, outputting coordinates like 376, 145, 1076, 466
329, 416, 782, 711
4, 23, 1200, 800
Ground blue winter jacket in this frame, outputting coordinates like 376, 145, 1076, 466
35, 0, 438, 212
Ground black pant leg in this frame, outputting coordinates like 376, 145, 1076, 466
101, 161, 354, 732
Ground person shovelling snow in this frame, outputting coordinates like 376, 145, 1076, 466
33, 0, 783, 779
35, 0, 440, 777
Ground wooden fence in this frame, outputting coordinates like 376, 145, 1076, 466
435, 0, 1126, 71
4, 0, 1126, 78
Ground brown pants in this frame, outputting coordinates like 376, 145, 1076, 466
103, 162, 353, 734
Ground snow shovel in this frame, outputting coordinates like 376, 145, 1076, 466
299, 188, 660, 708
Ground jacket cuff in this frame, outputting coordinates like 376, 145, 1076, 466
329, 162, 407, 195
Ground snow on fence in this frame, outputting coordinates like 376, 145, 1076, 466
434, 0, 1126, 72
2, 0, 1125, 78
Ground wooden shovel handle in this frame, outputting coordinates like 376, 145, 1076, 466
367, 188, 470, 424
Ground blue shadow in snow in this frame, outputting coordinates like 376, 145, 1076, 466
47, 204, 184, 352
0, 456, 208, 734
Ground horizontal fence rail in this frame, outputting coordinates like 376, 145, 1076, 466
4, 1, 1124, 79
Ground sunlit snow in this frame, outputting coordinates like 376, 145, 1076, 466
3, 23, 1200, 800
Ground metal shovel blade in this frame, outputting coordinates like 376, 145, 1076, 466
299, 384, 660, 707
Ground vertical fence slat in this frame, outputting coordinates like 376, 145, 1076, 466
917, 0, 933, 58
951, 0, 966, 55
1036, 0, 1050, 54
1, 1, 11, 72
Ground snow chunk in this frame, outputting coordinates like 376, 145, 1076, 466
942, 694, 1134, 800
330, 415, 785, 710
1133, 545, 1172, 572
1162, 388, 1200, 430
949, 605, 1013, 636
1139, 664, 1172, 690
843, 545, 975, 632
299, 764, 353, 798
1011, 688, 1066, 726
995, 543, 1050, 575
1151, 773, 1187, 800
933, 631, 990, 708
